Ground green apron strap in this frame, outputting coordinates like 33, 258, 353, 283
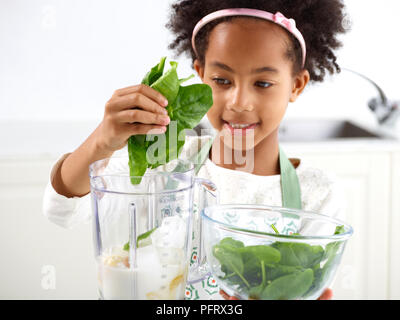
189, 138, 302, 210
279, 146, 302, 210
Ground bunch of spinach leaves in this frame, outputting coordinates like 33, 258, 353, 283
212, 225, 345, 300
128, 57, 213, 184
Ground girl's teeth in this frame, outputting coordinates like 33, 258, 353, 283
230, 123, 252, 129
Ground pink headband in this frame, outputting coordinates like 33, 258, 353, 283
191, 8, 306, 67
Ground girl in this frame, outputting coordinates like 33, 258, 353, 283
43, 0, 348, 300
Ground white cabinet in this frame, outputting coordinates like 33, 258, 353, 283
389, 151, 400, 299
283, 143, 399, 299
0, 155, 97, 299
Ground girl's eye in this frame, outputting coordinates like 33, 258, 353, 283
213, 78, 231, 85
255, 81, 272, 88
212, 78, 272, 88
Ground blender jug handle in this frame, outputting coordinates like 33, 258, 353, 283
187, 177, 218, 284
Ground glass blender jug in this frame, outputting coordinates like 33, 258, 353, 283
89, 156, 217, 300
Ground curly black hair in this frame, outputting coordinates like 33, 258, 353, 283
166, 0, 350, 82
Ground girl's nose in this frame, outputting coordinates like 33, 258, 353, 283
226, 86, 254, 112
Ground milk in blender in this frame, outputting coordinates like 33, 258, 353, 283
98, 216, 188, 300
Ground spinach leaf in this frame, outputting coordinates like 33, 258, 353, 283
213, 245, 243, 274
239, 245, 281, 265
306, 250, 340, 298
265, 264, 304, 282
248, 282, 264, 299
248, 260, 267, 299
127, 136, 149, 185
220, 237, 245, 248
242, 252, 263, 285
272, 242, 324, 269
151, 61, 180, 105
334, 225, 345, 235
260, 268, 314, 300
323, 225, 345, 260
213, 244, 250, 288
213, 223, 346, 299
305, 224, 345, 296
141, 56, 166, 86
127, 57, 213, 185
146, 121, 186, 169
170, 84, 214, 129
123, 227, 157, 251
179, 74, 195, 85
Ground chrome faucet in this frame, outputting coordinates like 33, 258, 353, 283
344, 68, 400, 127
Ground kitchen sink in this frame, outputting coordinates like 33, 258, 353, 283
278, 119, 394, 142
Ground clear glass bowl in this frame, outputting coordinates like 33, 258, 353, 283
201, 204, 353, 300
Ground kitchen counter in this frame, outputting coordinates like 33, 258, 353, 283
282, 118, 400, 153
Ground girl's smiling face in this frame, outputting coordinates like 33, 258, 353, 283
194, 18, 309, 152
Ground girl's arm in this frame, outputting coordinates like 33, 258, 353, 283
51, 84, 170, 198
51, 127, 114, 198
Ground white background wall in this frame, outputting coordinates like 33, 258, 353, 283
1, 0, 399, 124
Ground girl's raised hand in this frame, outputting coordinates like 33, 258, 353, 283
94, 84, 170, 153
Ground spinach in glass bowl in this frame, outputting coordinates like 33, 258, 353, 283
202, 205, 353, 300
